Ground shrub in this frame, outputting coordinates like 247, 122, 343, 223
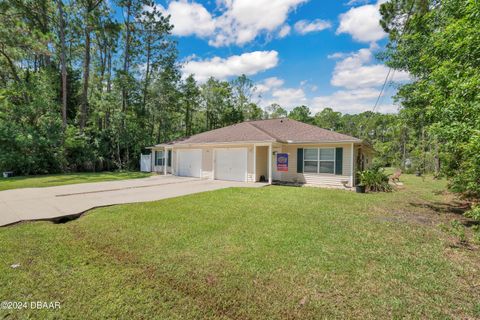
358, 167, 392, 192
472, 225, 480, 245
450, 220, 467, 244
465, 204, 480, 222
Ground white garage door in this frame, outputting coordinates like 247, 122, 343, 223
177, 149, 202, 178
215, 148, 248, 182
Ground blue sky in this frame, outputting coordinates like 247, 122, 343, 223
148, 0, 408, 114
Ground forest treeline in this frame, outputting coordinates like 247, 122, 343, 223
0, 0, 478, 200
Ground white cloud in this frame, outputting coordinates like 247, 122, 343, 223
311, 88, 382, 113
345, 0, 371, 6
260, 84, 399, 114
256, 77, 285, 94
305, 45, 410, 114
152, 0, 307, 47
182, 51, 279, 82
210, 0, 307, 46
278, 25, 291, 38
270, 87, 308, 108
312, 90, 401, 114
294, 19, 332, 34
152, 2, 215, 38
330, 46, 409, 89
327, 52, 347, 59
256, 77, 308, 108
257, 45, 409, 114
336, 0, 386, 42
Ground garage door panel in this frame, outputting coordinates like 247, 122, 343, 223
215, 148, 247, 182
177, 149, 202, 178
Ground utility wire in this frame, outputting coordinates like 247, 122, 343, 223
372, 68, 393, 113
370, 0, 416, 114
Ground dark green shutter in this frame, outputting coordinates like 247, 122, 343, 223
335, 147, 343, 175
167, 150, 172, 166
297, 148, 303, 173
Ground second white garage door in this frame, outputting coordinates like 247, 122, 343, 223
177, 149, 202, 178
215, 148, 248, 182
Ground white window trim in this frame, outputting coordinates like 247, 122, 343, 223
303, 147, 336, 175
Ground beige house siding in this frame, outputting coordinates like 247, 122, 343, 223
202, 148, 214, 179
154, 142, 364, 188
246, 145, 255, 182
255, 146, 268, 182
279, 144, 354, 187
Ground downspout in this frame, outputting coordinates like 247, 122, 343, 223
268, 144, 273, 184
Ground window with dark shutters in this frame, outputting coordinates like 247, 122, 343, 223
335, 147, 343, 175
297, 148, 303, 173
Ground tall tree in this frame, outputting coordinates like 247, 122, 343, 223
181, 75, 200, 136
380, 0, 480, 198
314, 108, 342, 131
139, 4, 174, 111
201, 77, 235, 130
231, 74, 255, 121
265, 103, 288, 119
288, 105, 312, 123
56, 0, 67, 128
79, 0, 103, 131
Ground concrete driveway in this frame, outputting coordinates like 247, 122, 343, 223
0, 175, 266, 227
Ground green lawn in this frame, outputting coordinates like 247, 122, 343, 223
0, 171, 152, 191
0, 174, 478, 319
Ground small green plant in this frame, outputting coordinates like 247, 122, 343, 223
465, 204, 480, 221
474, 303, 480, 318
450, 220, 467, 244
472, 225, 480, 245
358, 167, 392, 192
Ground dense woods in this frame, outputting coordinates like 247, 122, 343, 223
379, 0, 480, 200
0, 0, 262, 174
0, 0, 478, 204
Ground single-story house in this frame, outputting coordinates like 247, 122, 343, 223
147, 118, 373, 188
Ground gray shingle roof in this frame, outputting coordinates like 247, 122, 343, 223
156, 118, 362, 146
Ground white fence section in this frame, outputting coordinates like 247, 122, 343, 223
140, 154, 152, 172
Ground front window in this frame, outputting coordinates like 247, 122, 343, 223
304, 148, 335, 174
155, 151, 165, 166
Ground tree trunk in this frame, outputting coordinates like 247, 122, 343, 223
0, 48, 29, 103
120, 0, 132, 167
185, 103, 191, 136
434, 140, 441, 178
57, 0, 67, 128
80, 23, 91, 131
402, 127, 407, 169
143, 39, 151, 112
105, 49, 112, 128
150, 114, 155, 139
0, 48, 22, 85
80, 0, 103, 131
122, 0, 132, 112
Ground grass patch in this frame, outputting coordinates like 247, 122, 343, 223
0, 171, 152, 191
0, 174, 478, 319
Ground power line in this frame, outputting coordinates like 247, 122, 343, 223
365, 0, 415, 128
372, 68, 393, 113
370, 0, 416, 114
